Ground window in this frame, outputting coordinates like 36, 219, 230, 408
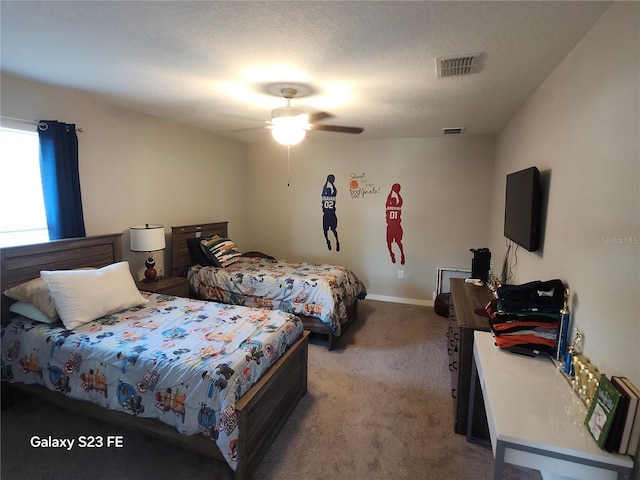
0, 126, 49, 247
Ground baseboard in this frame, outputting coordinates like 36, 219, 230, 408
365, 294, 433, 307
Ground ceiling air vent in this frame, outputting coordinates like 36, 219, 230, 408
442, 127, 465, 135
436, 53, 482, 78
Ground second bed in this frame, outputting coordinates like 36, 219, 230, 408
172, 222, 367, 350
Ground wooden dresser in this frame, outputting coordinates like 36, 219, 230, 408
448, 278, 493, 438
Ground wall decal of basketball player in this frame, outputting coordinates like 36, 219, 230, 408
386, 183, 405, 264
322, 174, 340, 251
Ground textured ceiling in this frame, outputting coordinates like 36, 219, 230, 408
0, 1, 610, 143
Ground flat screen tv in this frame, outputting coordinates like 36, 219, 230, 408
504, 166, 541, 252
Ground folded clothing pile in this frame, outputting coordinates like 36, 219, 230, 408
486, 279, 564, 354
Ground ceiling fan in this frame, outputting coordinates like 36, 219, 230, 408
268, 87, 364, 145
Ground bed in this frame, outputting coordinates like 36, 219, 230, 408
171, 222, 367, 350
1, 234, 309, 480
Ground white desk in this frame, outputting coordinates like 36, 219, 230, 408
468, 331, 634, 480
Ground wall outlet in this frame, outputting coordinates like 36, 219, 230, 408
397, 269, 404, 279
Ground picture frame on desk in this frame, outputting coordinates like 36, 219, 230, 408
585, 375, 622, 450
609, 376, 640, 455
619, 377, 640, 456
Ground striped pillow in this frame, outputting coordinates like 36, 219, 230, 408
200, 236, 242, 268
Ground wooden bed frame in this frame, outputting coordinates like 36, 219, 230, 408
171, 222, 359, 350
0, 234, 309, 480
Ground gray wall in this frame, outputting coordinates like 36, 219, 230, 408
487, 0, 640, 440
0, 73, 248, 280
244, 136, 495, 303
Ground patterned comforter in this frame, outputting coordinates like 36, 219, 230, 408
188, 257, 367, 336
1, 292, 304, 471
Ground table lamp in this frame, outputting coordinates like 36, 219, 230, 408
130, 224, 165, 282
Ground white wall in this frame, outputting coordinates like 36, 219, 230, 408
245, 136, 495, 303
1, 73, 248, 279
487, 0, 640, 425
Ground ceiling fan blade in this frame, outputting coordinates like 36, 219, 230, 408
309, 124, 364, 134
221, 126, 267, 133
215, 113, 266, 123
307, 111, 333, 123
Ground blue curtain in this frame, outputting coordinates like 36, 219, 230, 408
38, 120, 86, 240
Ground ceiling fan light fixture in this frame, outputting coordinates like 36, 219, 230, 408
270, 110, 308, 145
271, 119, 306, 145
271, 106, 306, 121
265, 85, 362, 143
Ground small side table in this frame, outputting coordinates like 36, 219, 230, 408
136, 276, 189, 298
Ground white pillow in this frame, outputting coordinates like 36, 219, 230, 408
41, 261, 148, 330
3, 267, 95, 319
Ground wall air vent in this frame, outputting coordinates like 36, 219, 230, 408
442, 127, 465, 135
436, 53, 483, 78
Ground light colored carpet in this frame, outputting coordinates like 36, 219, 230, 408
1, 300, 542, 480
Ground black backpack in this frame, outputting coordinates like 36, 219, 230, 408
434, 293, 450, 318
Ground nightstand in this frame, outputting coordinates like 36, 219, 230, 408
136, 276, 189, 298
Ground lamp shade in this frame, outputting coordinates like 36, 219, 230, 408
130, 224, 165, 252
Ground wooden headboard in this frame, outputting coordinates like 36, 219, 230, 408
1, 234, 123, 323
171, 222, 228, 277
